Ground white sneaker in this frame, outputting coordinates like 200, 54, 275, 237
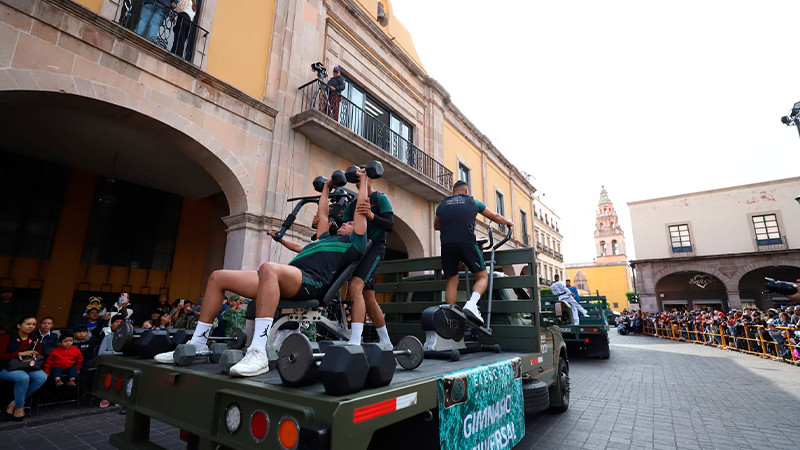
154, 343, 208, 364
229, 347, 269, 377
462, 302, 484, 326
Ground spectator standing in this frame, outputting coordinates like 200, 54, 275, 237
155, 294, 171, 317
326, 66, 346, 120
43, 333, 83, 387
0, 315, 47, 421
84, 296, 110, 320
32, 316, 59, 357
170, 0, 196, 59
78, 308, 105, 336
134, 0, 167, 44
0, 287, 23, 333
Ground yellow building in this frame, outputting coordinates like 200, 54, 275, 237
0, 0, 554, 327
566, 188, 632, 311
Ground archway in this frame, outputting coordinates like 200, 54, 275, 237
738, 265, 800, 310
655, 271, 728, 311
386, 213, 424, 260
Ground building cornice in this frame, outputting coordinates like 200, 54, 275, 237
629, 248, 800, 267
627, 175, 800, 206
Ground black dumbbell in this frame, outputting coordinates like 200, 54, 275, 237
173, 343, 230, 366
113, 323, 175, 357
344, 161, 384, 183
312, 176, 327, 193
362, 335, 424, 388
277, 334, 368, 396
312, 170, 347, 193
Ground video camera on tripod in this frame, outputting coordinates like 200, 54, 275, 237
311, 62, 328, 79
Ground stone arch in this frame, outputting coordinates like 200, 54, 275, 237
0, 80, 257, 216
653, 265, 736, 292
654, 270, 729, 310
385, 213, 424, 259
737, 264, 800, 309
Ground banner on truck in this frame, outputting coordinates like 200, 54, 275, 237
437, 358, 524, 450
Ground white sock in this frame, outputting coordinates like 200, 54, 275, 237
468, 292, 481, 305
375, 325, 391, 345
249, 317, 273, 351
189, 322, 213, 348
349, 322, 364, 345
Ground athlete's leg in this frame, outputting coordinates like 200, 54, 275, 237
348, 277, 367, 345
444, 275, 459, 305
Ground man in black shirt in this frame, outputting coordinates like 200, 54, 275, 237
434, 181, 512, 326
327, 66, 346, 120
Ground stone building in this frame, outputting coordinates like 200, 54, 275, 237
566, 187, 632, 311
628, 177, 800, 312
0, 0, 561, 325
531, 196, 564, 288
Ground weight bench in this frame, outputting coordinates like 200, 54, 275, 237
245, 242, 373, 361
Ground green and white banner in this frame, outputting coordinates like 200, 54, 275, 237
437, 358, 524, 450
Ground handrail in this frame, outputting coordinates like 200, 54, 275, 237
297, 79, 454, 190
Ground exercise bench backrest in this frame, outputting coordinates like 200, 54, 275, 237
321, 241, 373, 306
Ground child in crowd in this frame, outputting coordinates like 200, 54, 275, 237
43, 333, 83, 387
72, 325, 98, 368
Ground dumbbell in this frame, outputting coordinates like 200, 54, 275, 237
113, 323, 174, 357
344, 161, 384, 184
173, 343, 232, 366
218, 349, 244, 375
312, 170, 348, 193
361, 335, 424, 388
277, 334, 368, 396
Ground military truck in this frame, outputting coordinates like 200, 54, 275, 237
540, 295, 610, 359
92, 246, 568, 449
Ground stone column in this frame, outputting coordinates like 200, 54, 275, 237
222, 213, 268, 269
726, 290, 742, 311
641, 294, 658, 312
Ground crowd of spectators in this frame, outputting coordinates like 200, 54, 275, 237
621, 306, 800, 364
0, 287, 249, 420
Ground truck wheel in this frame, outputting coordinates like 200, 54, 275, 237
597, 337, 610, 359
522, 379, 550, 415
549, 357, 569, 413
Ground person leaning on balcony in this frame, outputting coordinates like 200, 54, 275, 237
342, 173, 394, 345
170, 0, 197, 59
434, 180, 513, 326
135, 0, 168, 44
326, 66, 346, 120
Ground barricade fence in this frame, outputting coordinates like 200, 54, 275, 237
641, 319, 800, 366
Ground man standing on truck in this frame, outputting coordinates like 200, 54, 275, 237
155, 169, 370, 377
434, 180, 513, 326
551, 274, 589, 325
342, 174, 394, 345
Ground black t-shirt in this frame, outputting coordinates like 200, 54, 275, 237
289, 232, 367, 288
436, 194, 486, 244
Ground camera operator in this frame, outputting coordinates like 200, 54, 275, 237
326, 66, 346, 120
788, 279, 800, 302
173, 300, 198, 330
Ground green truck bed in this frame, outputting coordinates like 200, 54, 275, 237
541, 296, 611, 359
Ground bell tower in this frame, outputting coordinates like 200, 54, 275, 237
594, 186, 627, 263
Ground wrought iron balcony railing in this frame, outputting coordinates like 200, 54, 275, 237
536, 243, 543, 251
298, 79, 453, 190
522, 233, 530, 246
114, 0, 210, 65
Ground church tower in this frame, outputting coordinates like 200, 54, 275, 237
594, 186, 627, 263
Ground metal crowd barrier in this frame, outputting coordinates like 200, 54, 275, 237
642, 320, 799, 366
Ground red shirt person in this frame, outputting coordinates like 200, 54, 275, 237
43, 334, 83, 386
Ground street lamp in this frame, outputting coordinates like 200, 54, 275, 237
780, 101, 800, 139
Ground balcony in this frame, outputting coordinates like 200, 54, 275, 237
522, 233, 530, 246
113, 0, 210, 66
291, 80, 453, 202
535, 242, 543, 252
554, 252, 563, 262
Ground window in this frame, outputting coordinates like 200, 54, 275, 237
495, 191, 505, 232
519, 210, 529, 245
81, 179, 182, 271
752, 214, 782, 246
613, 302, 619, 309
457, 163, 470, 189
669, 224, 692, 253
612, 239, 618, 255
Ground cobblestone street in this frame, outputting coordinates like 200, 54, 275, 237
1, 331, 799, 449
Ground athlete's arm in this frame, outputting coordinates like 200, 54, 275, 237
268, 231, 303, 253
433, 215, 441, 230
315, 178, 333, 240
480, 208, 513, 227
354, 169, 368, 236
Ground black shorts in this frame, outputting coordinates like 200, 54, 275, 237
441, 242, 485, 278
352, 243, 386, 290
246, 271, 326, 320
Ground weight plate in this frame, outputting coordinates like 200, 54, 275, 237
231, 327, 246, 350
113, 322, 134, 352
395, 335, 424, 370
277, 333, 315, 386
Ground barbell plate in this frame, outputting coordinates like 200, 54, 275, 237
230, 327, 247, 350
395, 335, 424, 370
112, 322, 134, 352
277, 333, 316, 386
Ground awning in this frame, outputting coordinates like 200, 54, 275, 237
662, 300, 688, 305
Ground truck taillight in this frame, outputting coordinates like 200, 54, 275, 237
125, 378, 134, 397
114, 376, 124, 393
224, 403, 241, 435
278, 416, 299, 449
593, 328, 598, 332
250, 409, 269, 443
104, 373, 113, 390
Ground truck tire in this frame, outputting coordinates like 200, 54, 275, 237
595, 336, 610, 359
523, 379, 550, 415
549, 357, 570, 413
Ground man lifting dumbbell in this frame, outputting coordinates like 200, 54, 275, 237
434, 180, 513, 326
341, 161, 393, 346
154, 169, 370, 378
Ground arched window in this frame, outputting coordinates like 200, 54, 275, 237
599, 240, 606, 256
612, 239, 618, 255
